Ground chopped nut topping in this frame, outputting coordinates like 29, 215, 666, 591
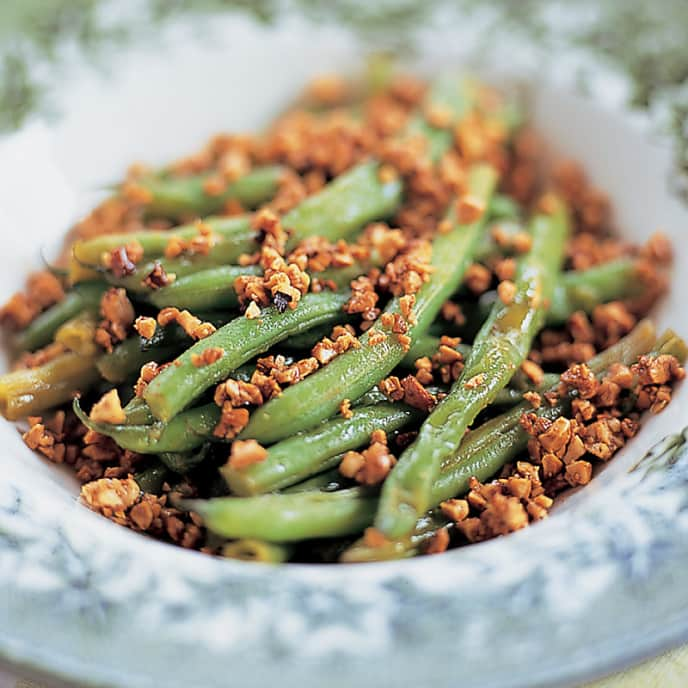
339, 436, 397, 485
135, 316, 157, 340
81, 477, 141, 518
228, 439, 268, 470
191, 347, 225, 368
497, 279, 517, 305
90, 389, 126, 425
143, 261, 176, 289
464, 263, 492, 295
157, 308, 216, 340
95, 288, 135, 352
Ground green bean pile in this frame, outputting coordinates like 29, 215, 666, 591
1, 68, 684, 564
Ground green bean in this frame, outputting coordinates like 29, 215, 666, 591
282, 161, 402, 244
54, 313, 98, 356
0, 353, 100, 420
147, 266, 255, 311
186, 322, 662, 546
241, 163, 499, 444
123, 396, 155, 425
186, 488, 377, 542
548, 257, 643, 325
376, 198, 571, 538
14, 283, 106, 352
282, 467, 348, 494
222, 540, 294, 564
134, 463, 170, 493
406, 75, 477, 162
139, 165, 285, 220
159, 445, 211, 474
341, 319, 666, 561
70, 215, 254, 277
223, 402, 423, 496
144, 292, 351, 421
206, 321, 655, 552
97, 336, 183, 384
74, 400, 220, 454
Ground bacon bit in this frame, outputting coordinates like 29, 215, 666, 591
95, 288, 135, 352
143, 261, 175, 289
339, 398, 353, 419
497, 279, 517, 305
228, 439, 268, 470
157, 308, 216, 340
464, 263, 491, 295
90, 389, 126, 425
456, 194, 486, 225
81, 477, 141, 518
245, 301, 261, 319
464, 373, 485, 389
191, 347, 225, 368
425, 527, 450, 554
520, 359, 544, 386
368, 328, 387, 346
523, 391, 542, 409
214, 407, 250, 440
135, 316, 157, 340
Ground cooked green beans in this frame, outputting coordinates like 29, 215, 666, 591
186, 488, 377, 542
14, 283, 106, 352
74, 400, 220, 453
139, 165, 285, 219
376, 198, 571, 538
223, 402, 423, 496
144, 291, 351, 421
241, 163, 499, 444
0, 353, 100, 421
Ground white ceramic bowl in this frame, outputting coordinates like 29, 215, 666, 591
0, 17, 687, 688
